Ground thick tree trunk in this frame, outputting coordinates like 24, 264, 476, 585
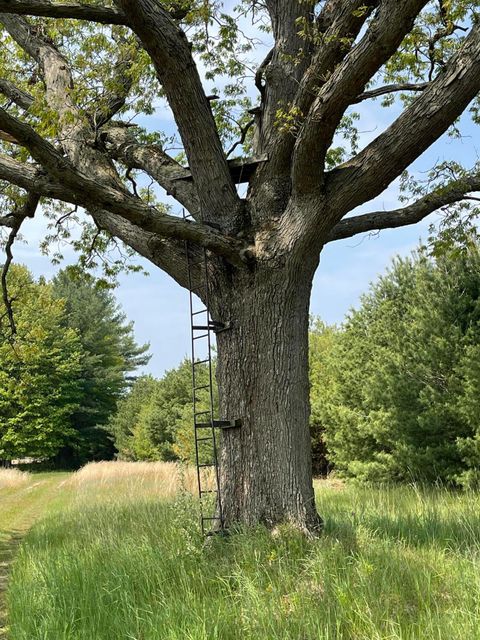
213, 256, 322, 533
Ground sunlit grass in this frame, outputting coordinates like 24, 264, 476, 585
7, 468, 480, 640
0, 469, 30, 490
67, 460, 212, 502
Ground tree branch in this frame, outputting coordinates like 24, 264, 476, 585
252, 0, 314, 167
352, 82, 429, 103
328, 20, 480, 220
293, 1, 380, 126
293, 0, 430, 193
0, 154, 206, 289
113, 0, 241, 232
101, 125, 200, 215
0, 108, 246, 265
1, 191, 39, 335
0, 78, 33, 110
91, 35, 140, 129
0, 153, 76, 200
0, 1, 126, 24
91, 208, 198, 291
327, 174, 480, 242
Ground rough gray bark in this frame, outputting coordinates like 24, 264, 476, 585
1, 1, 480, 532
214, 253, 321, 531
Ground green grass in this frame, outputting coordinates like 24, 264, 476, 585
6, 477, 480, 640
0, 472, 72, 638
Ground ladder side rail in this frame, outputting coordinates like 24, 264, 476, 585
185, 240, 203, 508
202, 247, 224, 528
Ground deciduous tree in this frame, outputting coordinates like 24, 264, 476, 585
0, 265, 83, 461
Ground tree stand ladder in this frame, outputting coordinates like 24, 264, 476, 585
183, 211, 240, 534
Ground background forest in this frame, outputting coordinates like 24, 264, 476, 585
2, 241, 480, 487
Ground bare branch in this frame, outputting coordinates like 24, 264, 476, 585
327, 174, 480, 242
254, 48, 273, 100
0, 1, 126, 24
226, 119, 255, 158
353, 82, 429, 103
101, 125, 200, 215
1, 191, 39, 335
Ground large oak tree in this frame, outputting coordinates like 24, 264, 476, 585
1, 0, 480, 532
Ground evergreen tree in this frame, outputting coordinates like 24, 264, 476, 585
52, 269, 150, 465
309, 319, 337, 476
317, 245, 480, 486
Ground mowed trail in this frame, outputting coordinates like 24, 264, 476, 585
0, 473, 71, 638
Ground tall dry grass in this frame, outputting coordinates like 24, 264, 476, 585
68, 461, 210, 499
0, 468, 30, 490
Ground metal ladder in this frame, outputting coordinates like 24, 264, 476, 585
183, 211, 239, 534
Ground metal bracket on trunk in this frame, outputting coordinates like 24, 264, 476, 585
192, 319, 231, 333
195, 419, 242, 430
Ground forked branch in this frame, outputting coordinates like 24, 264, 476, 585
328, 21, 480, 218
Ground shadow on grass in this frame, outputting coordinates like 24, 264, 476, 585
323, 507, 480, 553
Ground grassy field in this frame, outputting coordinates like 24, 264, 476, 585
0, 470, 72, 639
3, 462, 480, 640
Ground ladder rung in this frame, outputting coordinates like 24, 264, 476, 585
192, 309, 208, 316
193, 333, 209, 340
195, 411, 211, 417
193, 359, 210, 366
198, 463, 215, 468
202, 516, 221, 521
192, 325, 212, 331
200, 489, 217, 494
194, 385, 210, 391
196, 437, 213, 443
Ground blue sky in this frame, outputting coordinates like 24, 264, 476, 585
11, 11, 480, 378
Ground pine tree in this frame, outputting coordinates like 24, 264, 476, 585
52, 269, 150, 465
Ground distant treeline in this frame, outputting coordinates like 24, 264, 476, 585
112, 244, 480, 488
313, 244, 480, 488
2, 243, 480, 486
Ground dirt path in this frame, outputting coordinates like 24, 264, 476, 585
0, 473, 71, 638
